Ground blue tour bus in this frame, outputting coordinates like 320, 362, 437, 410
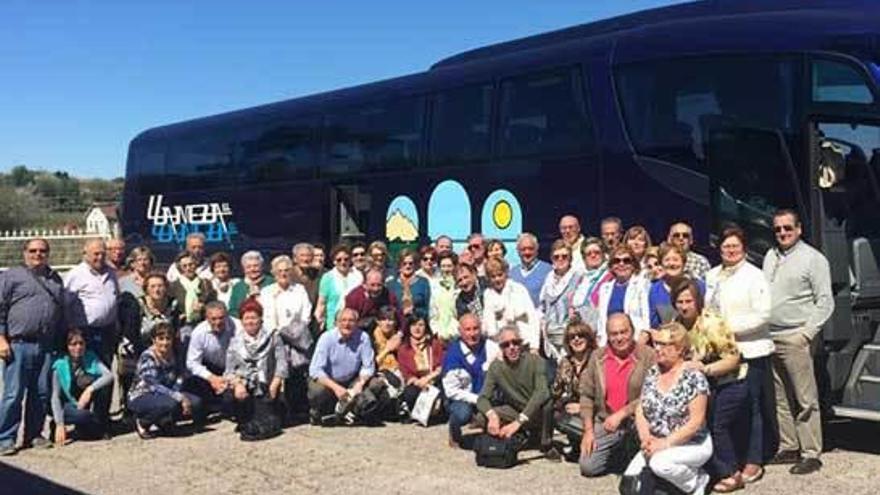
123, 0, 880, 419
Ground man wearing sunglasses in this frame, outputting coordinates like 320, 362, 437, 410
476, 326, 560, 461
0, 238, 65, 455
762, 209, 833, 475
667, 222, 711, 280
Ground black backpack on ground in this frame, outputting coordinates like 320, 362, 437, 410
239, 397, 283, 441
473, 434, 519, 469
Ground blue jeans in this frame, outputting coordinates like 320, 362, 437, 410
743, 356, 779, 464
446, 400, 475, 445
128, 391, 203, 428
0, 341, 52, 448
708, 379, 748, 477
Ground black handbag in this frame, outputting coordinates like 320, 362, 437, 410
239, 397, 283, 442
473, 434, 518, 469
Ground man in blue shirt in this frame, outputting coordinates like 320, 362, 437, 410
508, 232, 552, 307
308, 308, 375, 424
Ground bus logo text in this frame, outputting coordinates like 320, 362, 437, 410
146, 194, 238, 247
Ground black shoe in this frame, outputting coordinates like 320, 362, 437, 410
789, 457, 822, 475
768, 450, 801, 465
542, 446, 562, 463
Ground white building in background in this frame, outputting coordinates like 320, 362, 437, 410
85, 204, 120, 237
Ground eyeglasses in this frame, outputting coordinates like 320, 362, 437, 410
422, 256, 435, 262
611, 257, 633, 265
334, 257, 350, 263
552, 253, 570, 261
499, 339, 522, 349
774, 225, 796, 233
671, 232, 691, 239
584, 249, 603, 256
352, 251, 366, 258
468, 244, 482, 250
569, 333, 588, 341
27, 248, 48, 254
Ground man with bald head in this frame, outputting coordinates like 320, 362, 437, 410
441, 313, 500, 448
344, 268, 402, 330
559, 215, 586, 271
578, 313, 653, 477
64, 238, 120, 366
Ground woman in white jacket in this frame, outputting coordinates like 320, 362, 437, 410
704, 225, 775, 484
481, 258, 540, 352
595, 245, 651, 347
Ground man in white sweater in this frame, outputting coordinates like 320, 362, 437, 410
762, 209, 834, 475
481, 258, 540, 352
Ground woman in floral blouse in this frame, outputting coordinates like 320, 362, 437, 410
623, 322, 712, 495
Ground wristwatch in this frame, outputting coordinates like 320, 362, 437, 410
518, 413, 530, 424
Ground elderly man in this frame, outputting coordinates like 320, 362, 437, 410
600, 217, 624, 251
291, 243, 319, 306
668, 222, 711, 279
482, 258, 540, 351
106, 238, 127, 274
435, 235, 454, 256
763, 209, 834, 475
345, 268, 402, 331
64, 239, 119, 366
508, 232, 552, 306
307, 308, 376, 425
166, 233, 212, 283
227, 250, 275, 318
579, 313, 654, 477
466, 233, 487, 276
477, 326, 559, 461
442, 313, 499, 448
261, 255, 313, 421
0, 238, 66, 455
559, 215, 586, 271
185, 301, 240, 415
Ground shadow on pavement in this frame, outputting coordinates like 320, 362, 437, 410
826, 418, 880, 455
0, 462, 88, 495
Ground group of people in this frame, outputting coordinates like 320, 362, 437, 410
0, 208, 833, 494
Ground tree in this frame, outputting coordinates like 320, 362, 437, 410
9, 165, 35, 187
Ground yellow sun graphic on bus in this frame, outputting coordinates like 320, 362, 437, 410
492, 200, 513, 229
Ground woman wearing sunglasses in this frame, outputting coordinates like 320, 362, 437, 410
550, 320, 598, 460
594, 245, 651, 347
539, 240, 586, 369
315, 244, 364, 332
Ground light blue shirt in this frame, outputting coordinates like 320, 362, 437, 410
186, 316, 241, 379
308, 327, 375, 384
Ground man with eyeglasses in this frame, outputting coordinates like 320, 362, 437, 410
762, 209, 833, 475
106, 238, 127, 275
667, 222, 711, 279
64, 239, 119, 366
477, 326, 560, 461
509, 232, 552, 307
350, 241, 369, 276
559, 215, 586, 271
579, 313, 654, 477
165, 232, 212, 283
466, 233, 487, 276
0, 238, 65, 455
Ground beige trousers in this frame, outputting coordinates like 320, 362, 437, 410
771, 331, 822, 458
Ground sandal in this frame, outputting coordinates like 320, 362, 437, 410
135, 419, 156, 440
713, 474, 745, 493
742, 465, 765, 484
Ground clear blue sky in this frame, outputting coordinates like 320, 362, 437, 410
0, 0, 680, 179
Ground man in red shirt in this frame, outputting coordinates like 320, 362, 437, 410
579, 313, 654, 477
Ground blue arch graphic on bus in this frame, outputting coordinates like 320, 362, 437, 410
481, 189, 522, 265
428, 180, 472, 252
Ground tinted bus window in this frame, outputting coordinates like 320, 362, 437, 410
237, 116, 318, 183
323, 97, 424, 176
498, 67, 593, 158
616, 57, 798, 172
812, 59, 875, 104
430, 83, 493, 165
166, 131, 236, 191
129, 143, 166, 194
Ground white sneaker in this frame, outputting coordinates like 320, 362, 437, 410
692, 470, 710, 495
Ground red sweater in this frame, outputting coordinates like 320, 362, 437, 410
397, 339, 445, 382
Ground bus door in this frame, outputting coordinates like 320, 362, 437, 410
329, 183, 370, 244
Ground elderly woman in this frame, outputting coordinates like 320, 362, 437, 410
624, 226, 653, 266
119, 246, 155, 297
642, 246, 664, 282
430, 252, 460, 342
704, 225, 775, 486
51, 329, 114, 445
572, 237, 613, 310
397, 314, 445, 421
595, 245, 651, 347
539, 240, 585, 367
482, 257, 540, 351
368, 240, 390, 278
124, 273, 180, 355
455, 262, 484, 319
169, 252, 216, 333
649, 243, 704, 328
674, 280, 747, 492
622, 322, 712, 495
228, 250, 275, 317
388, 248, 432, 320
315, 244, 364, 331
416, 245, 439, 282
209, 252, 239, 308
226, 298, 288, 427
486, 239, 507, 261
128, 322, 203, 439
551, 320, 598, 458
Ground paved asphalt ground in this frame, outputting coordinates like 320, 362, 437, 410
2, 417, 880, 495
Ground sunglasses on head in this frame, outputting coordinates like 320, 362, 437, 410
774, 225, 796, 233
499, 339, 522, 349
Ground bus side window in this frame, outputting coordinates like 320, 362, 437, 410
237, 116, 318, 183
812, 59, 875, 104
129, 142, 166, 195
498, 67, 594, 158
166, 131, 236, 191
429, 83, 493, 166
